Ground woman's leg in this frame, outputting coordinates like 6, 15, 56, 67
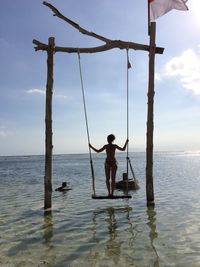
105, 164, 111, 196
111, 164, 117, 196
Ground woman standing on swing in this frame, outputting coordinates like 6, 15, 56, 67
89, 134, 128, 197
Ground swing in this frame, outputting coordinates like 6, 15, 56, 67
78, 49, 138, 199
92, 195, 131, 199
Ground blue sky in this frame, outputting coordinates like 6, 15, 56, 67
0, 0, 199, 156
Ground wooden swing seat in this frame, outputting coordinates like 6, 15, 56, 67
92, 194, 132, 199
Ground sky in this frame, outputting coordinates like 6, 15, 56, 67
0, 0, 200, 156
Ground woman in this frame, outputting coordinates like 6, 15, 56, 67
89, 134, 128, 197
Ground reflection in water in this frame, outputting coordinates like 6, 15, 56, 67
41, 210, 56, 266
147, 206, 160, 267
41, 206, 160, 267
43, 210, 53, 247
93, 206, 133, 266
105, 208, 121, 265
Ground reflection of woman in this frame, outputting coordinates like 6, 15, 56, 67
89, 134, 128, 196
105, 208, 121, 265
92, 207, 132, 266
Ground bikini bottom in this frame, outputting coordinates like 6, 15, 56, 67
105, 160, 117, 168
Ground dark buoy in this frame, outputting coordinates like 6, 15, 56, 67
115, 173, 139, 190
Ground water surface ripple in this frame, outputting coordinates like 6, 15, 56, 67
0, 152, 200, 266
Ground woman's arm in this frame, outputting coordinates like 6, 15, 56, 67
89, 144, 106, 153
116, 139, 129, 151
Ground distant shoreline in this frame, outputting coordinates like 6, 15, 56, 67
1, 150, 199, 158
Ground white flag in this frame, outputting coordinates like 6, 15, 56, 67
149, 0, 188, 22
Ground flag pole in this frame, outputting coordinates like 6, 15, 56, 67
146, 21, 156, 206
148, 0, 150, 36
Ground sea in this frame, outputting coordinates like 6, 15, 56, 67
0, 151, 200, 267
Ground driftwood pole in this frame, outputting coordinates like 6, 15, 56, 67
44, 37, 55, 209
146, 22, 156, 206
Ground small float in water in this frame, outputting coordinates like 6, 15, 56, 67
115, 173, 139, 191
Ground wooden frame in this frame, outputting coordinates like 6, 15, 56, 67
33, 2, 164, 209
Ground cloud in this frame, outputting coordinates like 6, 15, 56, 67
27, 88, 45, 95
0, 126, 14, 139
155, 73, 161, 81
55, 94, 68, 99
26, 89, 68, 99
157, 48, 200, 95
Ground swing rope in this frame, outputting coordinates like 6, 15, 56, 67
126, 49, 138, 188
126, 48, 130, 191
77, 51, 96, 196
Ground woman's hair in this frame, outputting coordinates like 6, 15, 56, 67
107, 134, 115, 143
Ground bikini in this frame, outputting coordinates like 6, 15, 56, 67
105, 144, 117, 168
105, 159, 117, 168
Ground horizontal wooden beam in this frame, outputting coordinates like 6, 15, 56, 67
33, 39, 164, 54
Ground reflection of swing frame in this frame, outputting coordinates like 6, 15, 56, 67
33, 2, 164, 209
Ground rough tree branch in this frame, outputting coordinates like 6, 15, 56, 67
33, 2, 164, 54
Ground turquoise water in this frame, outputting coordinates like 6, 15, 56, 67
0, 151, 200, 266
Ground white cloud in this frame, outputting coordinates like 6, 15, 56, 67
55, 94, 68, 99
198, 45, 200, 54
26, 89, 68, 99
0, 126, 14, 139
155, 73, 161, 81
158, 48, 200, 95
27, 88, 45, 95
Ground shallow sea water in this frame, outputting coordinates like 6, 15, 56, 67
0, 151, 200, 267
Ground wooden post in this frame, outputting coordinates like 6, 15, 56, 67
146, 22, 156, 206
44, 37, 55, 209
